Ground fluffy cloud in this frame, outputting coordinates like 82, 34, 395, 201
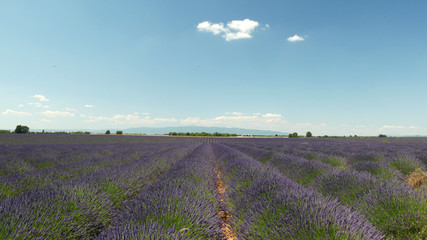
287, 34, 305, 42
197, 21, 226, 35
83, 114, 177, 125
41, 111, 75, 118
379, 125, 418, 130
378, 125, 423, 136
77, 112, 427, 136
28, 102, 42, 108
81, 112, 286, 131
33, 94, 49, 102
262, 113, 284, 122
197, 19, 261, 41
65, 107, 78, 112
85, 105, 95, 108
180, 113, 287, 131
28, 102, 49, 108
225, 112, 245, 116
1, 109, 32, 116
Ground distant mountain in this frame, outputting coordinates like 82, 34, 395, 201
123, 126, 288, 136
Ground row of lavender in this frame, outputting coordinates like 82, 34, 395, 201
0, 142, 198, 239
220, 137, 427, 177
1, 135, 426, 239
0, 143, 173, 199
211, 143, 384, 239
224, 141, 427, 239
96, 144, 222, 239
97, 143, 386, 239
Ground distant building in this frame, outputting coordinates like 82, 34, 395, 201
239, 134, 253, 137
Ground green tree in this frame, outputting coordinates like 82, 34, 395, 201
292, 132, 298, 138
306, 131, 312, 137
105, 130, 110, 135
379, 134, 387, 138
288, 133, 293, 138
116, 131, 123, 135
14, 125, 29, 134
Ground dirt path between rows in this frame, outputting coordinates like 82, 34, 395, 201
215, 169, 237, 240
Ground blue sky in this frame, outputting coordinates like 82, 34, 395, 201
1, 0, 427, 135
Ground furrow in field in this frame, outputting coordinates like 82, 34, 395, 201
215, 168, 237, 240
211, 143, 383, 239
226, 143, 427, 240
95, 143, 222, 239
0, 143, 199, 239
0, 143, 175, 199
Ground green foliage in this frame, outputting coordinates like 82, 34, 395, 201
0, 130, 10, 134
71, 131, 90, 135
306, 131, 312, 137
379, 134, 387, 138
389, 156, 423, 175
250, 205, 356, 240
357, 189, 427, 240
288, 132, 299, 138
105, 130, 110, 135
116, 131, 123, 135
14, 125, 29, 134
320, 157, 347, 170
261, 155, 272, 164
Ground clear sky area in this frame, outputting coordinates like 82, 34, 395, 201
1, 0, 426, 136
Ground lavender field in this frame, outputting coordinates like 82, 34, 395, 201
0, 134, 426, 239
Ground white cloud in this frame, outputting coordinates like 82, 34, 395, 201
214, 115, 259, 121
81, 112, 287, 130
18, 104, 24, 108
66, 107, 77, 112
33, 94, 49, 102
197, 19, 261, 41
197, 21, 226, 35
28, 102, 50, 108
83, 112, 286, 131
226, 112, 245, 116
75, 111, 427, 136
28, 102, 43, 108
41, 111, 75, 118
377, 125, 422, 136
1, 109, 32, 116
85, 105, 95, 108
287, 34, 305, 42
262, 113, 282, 118
262, 113, 284, 122
180, 113, 287, 131
379, 125, 418, 130
133, 112, 150, 116
82, 114, 177, 125
41, 119, 52, 123
180, 117, 202, 125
